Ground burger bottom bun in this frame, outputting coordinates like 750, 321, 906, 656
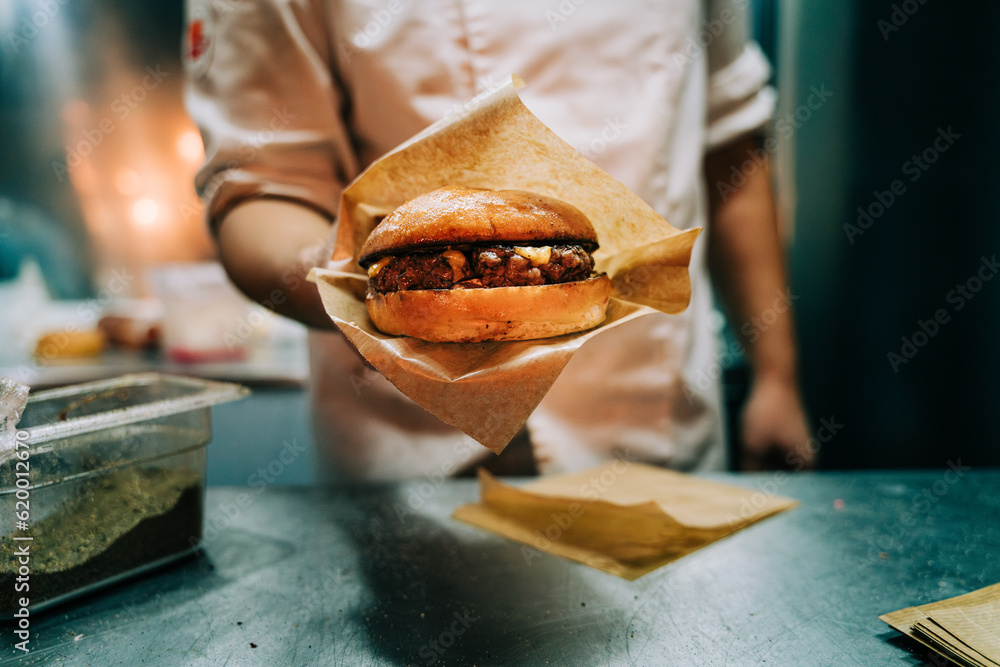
366, 275, 612, 343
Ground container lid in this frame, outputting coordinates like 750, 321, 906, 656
1, 374, 249, 492
13, 373, 249, 446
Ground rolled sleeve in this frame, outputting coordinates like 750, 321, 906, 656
184, 0, 358, 230
704, 1, 776, 151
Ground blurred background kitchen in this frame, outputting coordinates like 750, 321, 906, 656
1, 0, 997, 479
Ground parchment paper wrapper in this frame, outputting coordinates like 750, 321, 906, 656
309, 75, 700, 453
452, 462, 797, 580
881, 582, 1000, 667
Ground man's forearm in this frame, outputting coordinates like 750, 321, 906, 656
216, 198, 336, 330
704, 135, 797, 383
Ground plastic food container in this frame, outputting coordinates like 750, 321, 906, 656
0, 373, 248, 615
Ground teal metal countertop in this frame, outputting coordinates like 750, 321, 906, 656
5, 470, 999, 666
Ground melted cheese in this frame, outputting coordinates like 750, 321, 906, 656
513, 246, 552, 266
367, 256, 392, 277
442, 249, 468, 280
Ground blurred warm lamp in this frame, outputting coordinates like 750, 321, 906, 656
62, 49, 214, 296
177, 131, 204, 163
132, 198, 159, 226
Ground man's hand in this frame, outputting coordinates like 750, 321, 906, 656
740, 374, 813, 471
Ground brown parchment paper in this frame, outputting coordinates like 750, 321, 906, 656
452, 462, 798, 580
308, 75, 700, 453
881, 582, 1000, 667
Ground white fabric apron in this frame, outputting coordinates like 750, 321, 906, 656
186, 0, 775, 479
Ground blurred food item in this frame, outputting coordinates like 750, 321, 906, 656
98, 297, 164, 351
146, 262, 252, 363
34, 329, 107, 359
98, 314, 161, 350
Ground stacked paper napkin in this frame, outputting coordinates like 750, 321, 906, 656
882, 582, 1000, 667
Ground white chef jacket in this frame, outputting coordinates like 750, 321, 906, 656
185, 0, 776, 480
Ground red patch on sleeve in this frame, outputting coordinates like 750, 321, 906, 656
187, 19, 207, 61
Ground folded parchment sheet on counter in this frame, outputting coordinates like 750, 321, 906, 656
452, 462, 798, 580
309, 75, 700, 454
881, 582, 1000, 667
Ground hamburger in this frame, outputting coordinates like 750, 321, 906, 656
358, 186, 611, 342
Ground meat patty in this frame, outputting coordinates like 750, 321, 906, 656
368, 245, 595, 293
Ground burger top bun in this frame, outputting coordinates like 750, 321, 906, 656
358, 186, 599, 267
